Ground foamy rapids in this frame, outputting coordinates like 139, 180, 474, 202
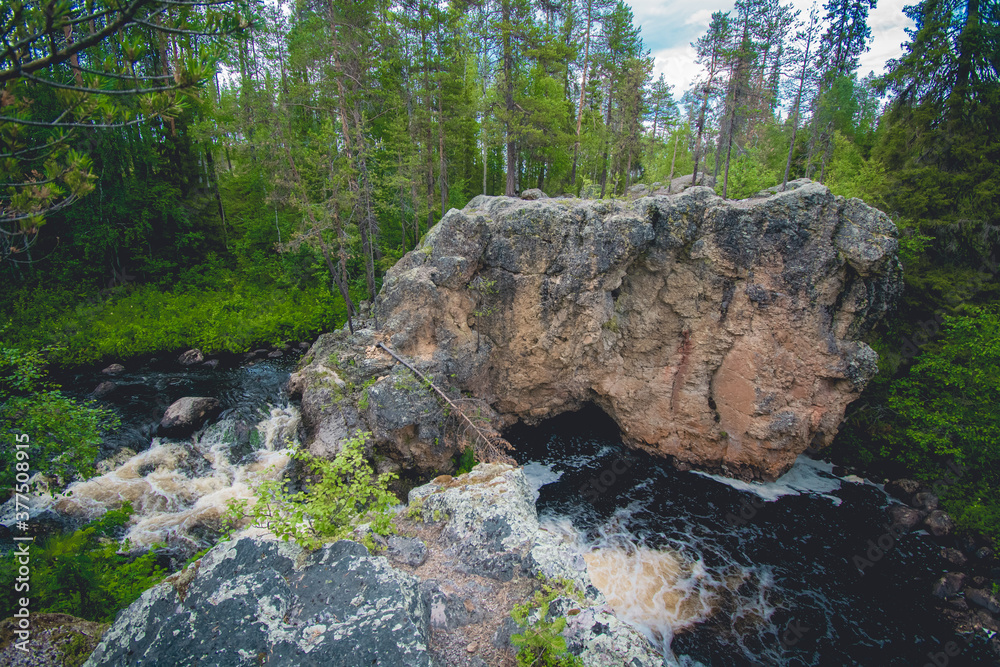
540, 510, 778, 665
45, 406, 301, 552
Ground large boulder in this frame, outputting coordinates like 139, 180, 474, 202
668, 172, 715, 193
158, 397, 221, 436
409, 464, 540, 581
84, 537, 433, 667
297, 184, 901, 481
299, 183, 902, 479
403, 464, 664, 666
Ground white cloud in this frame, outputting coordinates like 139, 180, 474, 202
631, 0, 915, 98
685, 9, 714, 27
651, 44, 700, 96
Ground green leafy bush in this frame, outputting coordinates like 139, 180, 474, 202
0, 339, 119, 494
884, 308, 1000, 541
226, 431, 398, 550
0, 504, 165, 622
454, 447, 475, 475
510, 578, 585, 667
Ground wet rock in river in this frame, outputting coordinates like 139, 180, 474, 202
177, 348, 204, 366
158, 396, 221, 436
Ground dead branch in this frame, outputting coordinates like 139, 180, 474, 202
376, 343, 514, 465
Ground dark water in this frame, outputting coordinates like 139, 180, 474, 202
54, 351, 303, 455
47, 356, 997, 666
507, 407, 997, 667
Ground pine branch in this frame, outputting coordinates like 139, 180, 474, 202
376, 342, 514, 465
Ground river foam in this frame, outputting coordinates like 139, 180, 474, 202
51, 406, 300, 551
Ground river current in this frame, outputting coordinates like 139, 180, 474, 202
34, 357, 999, 665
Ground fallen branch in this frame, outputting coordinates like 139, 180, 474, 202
377, 342, 514, 464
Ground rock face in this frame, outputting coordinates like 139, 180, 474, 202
84, 537, 433, 667
295, 182, 900, 480
667, 172, 715, 193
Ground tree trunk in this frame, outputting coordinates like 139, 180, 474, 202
502, 0, 517, 196
668, 129, 679, 183
570, 0, 593, 187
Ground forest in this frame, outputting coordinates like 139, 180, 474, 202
1, 0, 999, 625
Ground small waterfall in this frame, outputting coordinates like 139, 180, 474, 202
50, 406, 301, 552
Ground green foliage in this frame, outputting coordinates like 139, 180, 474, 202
824, 131, 889, 207
510, 578, 585, 667
0, 339, 118, 493
723, 149, 780, 200
3, 279, 344, 366
883, 308, 1000, 541
0, 504, 165, 622
357, 378, 380, 411
454, 447, 475, 475
226, 432, 398, 550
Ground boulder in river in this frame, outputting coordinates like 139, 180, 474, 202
941, 547, 969, 567
158, 397, 221, 436
912, 491, 939, 511
924, 510, 957, 537
932, 572, 967, 598
885, 478, 921, 501
92, 381, 116, 397
965, 587, 1000, 614
101, 363, 125, 375
177, 348, 204, 366
888, 504, 926, 531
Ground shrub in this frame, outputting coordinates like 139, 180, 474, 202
226, 432, 398, 550
0, 504, 165, 622
0, 339, 118, 495
510, 578, 585, 667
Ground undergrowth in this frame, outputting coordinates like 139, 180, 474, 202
225, 431, 398, 551
2, 279, 346, 366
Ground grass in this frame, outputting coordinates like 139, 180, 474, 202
2, 279, 349, 366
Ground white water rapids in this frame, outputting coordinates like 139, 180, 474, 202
45, 406, 301, 552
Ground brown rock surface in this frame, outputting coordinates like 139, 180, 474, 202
296, 182, 901, 480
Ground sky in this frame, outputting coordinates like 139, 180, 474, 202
625, 0, 915, 99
